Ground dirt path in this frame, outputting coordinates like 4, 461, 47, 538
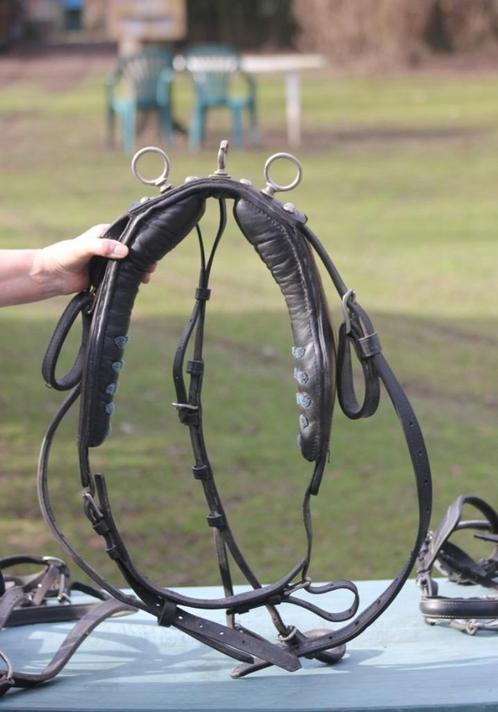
0, 42, 115, 90
2, 41, 498, 93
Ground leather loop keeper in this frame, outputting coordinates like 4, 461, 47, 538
182, 410, 200, 426
158, 600, 177, 627
187, 360, 204, 375
207, 513, 226, 530
192, 465, 209, 481
92, 519, 111, 536
105, 544, 121, 561
357, 332, 381, 359
195, 287, 211, 301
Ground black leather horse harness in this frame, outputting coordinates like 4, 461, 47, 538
35, 143, 432, 678
417, 494, 498, 633
0, 555, 132, 696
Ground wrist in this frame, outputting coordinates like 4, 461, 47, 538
30, 248, 64, 299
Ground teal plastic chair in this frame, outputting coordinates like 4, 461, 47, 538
183, 44, 258, 150
105, 48, 175, 153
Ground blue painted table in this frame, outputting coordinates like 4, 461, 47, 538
2, 579, 497, 711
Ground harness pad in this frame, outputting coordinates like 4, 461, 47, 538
234, 198, 334, 463
80, 193, 206, 447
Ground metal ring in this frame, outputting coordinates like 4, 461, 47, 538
278, 625, 298, 643
131, 146, 171, 187
263, 152, 303, 194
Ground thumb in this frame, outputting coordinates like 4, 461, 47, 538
72, 236, 129, 262
93, 238, 129, 259
72, 224, 128, 261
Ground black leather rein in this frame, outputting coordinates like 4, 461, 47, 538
37, 147, 432, 678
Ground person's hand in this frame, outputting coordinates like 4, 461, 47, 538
32, 224, 128, 295
0, 225, 157, 307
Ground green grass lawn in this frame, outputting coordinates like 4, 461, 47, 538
0, 62, 497, 589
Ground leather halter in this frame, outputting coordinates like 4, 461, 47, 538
0, 555, 132, 697
38, 144, 432, 677
417, 495, 498, 633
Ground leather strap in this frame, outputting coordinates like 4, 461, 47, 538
0, 555, 134, 697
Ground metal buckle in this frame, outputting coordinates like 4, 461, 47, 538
82, 491, 104, 525
0, 651, 14, 688
41, 556, 70, 602
171, 402, 199, 411
278, 625, 298, 643
285, 576, 312, 595
341, 289, 356, 335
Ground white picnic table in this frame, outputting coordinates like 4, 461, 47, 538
240, 54, 327, 146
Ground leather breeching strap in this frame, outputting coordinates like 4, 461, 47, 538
37, 148, 433, 679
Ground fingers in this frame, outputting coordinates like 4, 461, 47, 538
72, 225, 128, 263
142, 262, 157, 284
71, 225, 155, 283
93, 238, 129, 259
78, 224, 111, 240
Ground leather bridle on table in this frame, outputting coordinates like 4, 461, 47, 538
417, 494, 498, 633
0, 554, 132, 696
37, 142, 433, 678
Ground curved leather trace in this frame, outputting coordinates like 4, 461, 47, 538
39, 154, 432, 680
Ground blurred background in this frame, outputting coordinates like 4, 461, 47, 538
0, 0, 496, 592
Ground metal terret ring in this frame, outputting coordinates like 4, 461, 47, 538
262, 152, 303, 197
131, 146, 171, 190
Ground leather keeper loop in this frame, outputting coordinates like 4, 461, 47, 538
182, 410, 200, 426
158, 600, 177, 627
192, 465, 209, 481
92, 519, 111, 536
105, 544, 121, 561
207, 513, 226, 530
187, 360, 204, 375
195, 287, 211, 301
357, 332, 381, 359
